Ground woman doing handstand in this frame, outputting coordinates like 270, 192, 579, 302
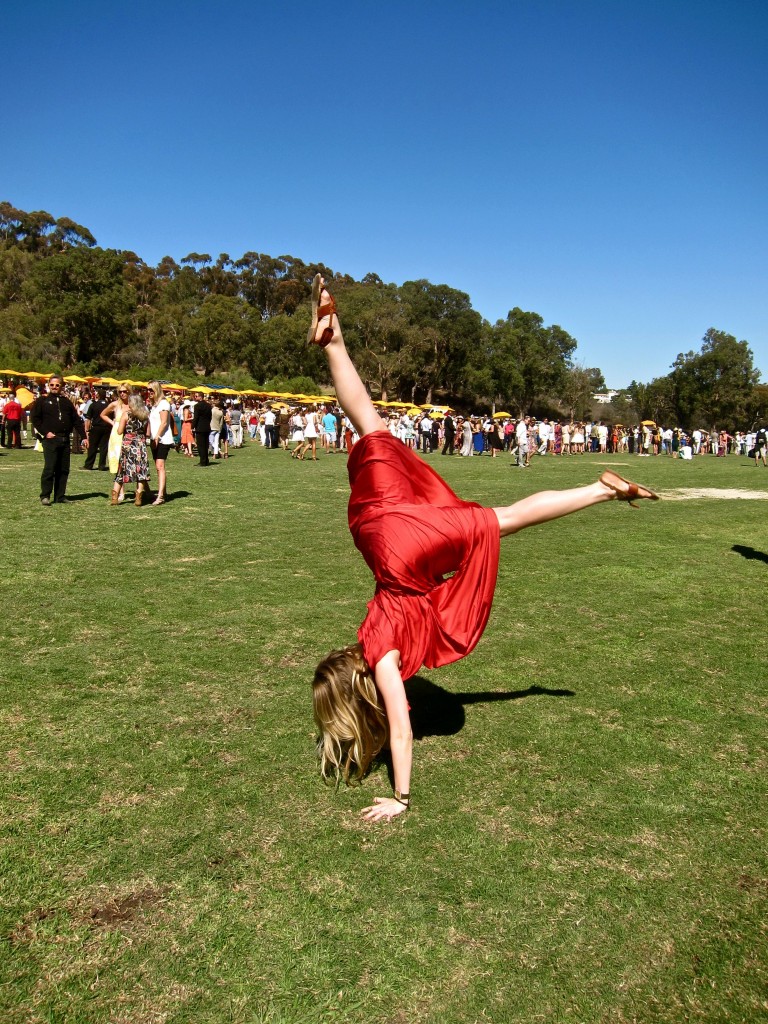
309, 276, 659, 822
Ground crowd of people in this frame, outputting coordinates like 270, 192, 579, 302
2, 378, 766, 506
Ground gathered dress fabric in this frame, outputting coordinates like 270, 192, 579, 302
115, 416, 150, 484
349, 432, 500, 681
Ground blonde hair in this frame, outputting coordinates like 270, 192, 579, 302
312, 643, 387, 785
147, 380, 164, 406
127, 391, 149, 422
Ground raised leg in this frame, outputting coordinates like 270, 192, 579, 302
494, 472, 658, 538
312, 279, 385, 438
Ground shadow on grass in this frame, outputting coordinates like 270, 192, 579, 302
373, 677, 575, 784
405, 675, 575, 740
62, 491, 109, 501
732, 544, 768, 564
62, 489, 193, 503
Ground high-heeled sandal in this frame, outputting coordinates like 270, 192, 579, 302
307, 273, 337, 347
600, 470, 660, 508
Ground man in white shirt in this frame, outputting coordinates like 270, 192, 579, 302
263, 407, 277, 448
537, 419, 550, 455
515, 416, 528, 468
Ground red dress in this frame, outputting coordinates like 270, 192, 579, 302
348, 432, 500, 680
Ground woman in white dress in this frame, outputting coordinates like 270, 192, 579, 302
571, 424, 585, 454
295, 407, 320, 461
459, 417, 473, 457
290, 410, 305, 455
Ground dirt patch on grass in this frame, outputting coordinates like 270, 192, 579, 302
86, 886, 170, 929
659, 487, 768, 500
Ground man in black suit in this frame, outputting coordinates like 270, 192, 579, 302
29, 374, 87, 504
192, 393, 212, 466
82, 388, 110, 470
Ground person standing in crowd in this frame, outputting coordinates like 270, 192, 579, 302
515, 415, 528, 468
486, 417, 503, 458
263, 406, 277, 448
111, 390, 151, 506
229, 402, 243, 448
180, 397, 195, 456
82, 388, 110, 470
248, 406, 259, 441
419, 413, 433, 453
219, 402, 230, 459
192, 392, 212, 466
290, 408, 305, 454
754, 425, 767, 467
3, 391, 23, 449
459, 416, 473, 457
147, 380, 174, 504
277, 405, 290, 451
103, 385, 130, 475
442, 412, 455, 455
322, 405, 337, 454
30, 374, 86, 505
209, 396, 224, 459
299, 406, 320, 460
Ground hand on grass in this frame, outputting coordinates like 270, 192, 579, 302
361, 797, 408, 823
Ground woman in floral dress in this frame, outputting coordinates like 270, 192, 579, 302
111, 391, 150, 506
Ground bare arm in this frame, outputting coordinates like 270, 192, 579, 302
101, 400, 117, 427
154, 409, 170, 442
361, 650, 412, 822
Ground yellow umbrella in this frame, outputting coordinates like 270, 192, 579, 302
16, 386, 36, 409
493, 411, 512, 419
95, 376, 119, 385
163, 383, 187, 391
407, 407, 421, 417
217, 387, 239, 396
0, 387, 10, 393
22, 371, 50, 379
0, 368, 21, 375
196, 386, 213, 394
641, 420, 656, 427
64, 374, 89, 383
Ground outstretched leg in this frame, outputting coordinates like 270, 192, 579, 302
311, 277, 385, 439
494, 471, 659, 538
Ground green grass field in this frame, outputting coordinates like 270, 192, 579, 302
2, 440, 766, 1024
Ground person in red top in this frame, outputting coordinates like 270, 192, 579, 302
3, 393, 23, 448
309, 276, 659, 822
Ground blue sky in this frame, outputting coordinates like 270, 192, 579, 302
3, 0, 766, 387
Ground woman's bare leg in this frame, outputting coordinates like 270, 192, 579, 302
493, 471, 657, 538
314, 282, 386, 438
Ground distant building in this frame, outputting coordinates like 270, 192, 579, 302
593, 390, 619, 404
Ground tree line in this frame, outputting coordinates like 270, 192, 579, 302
0, 202, 763, 429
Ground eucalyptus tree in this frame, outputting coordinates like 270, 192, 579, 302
332, 280, 419, 401
490, 308, 576, 415
670, 328, 760, 430
27, 246, 134, 365
399, 280, 483, 403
